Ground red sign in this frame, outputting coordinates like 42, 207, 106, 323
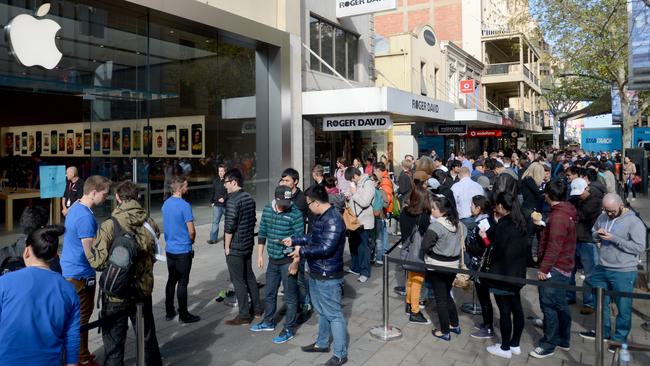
459, 79, 474, 94
467, 129, 502, 138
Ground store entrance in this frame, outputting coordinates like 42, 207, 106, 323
314, 127, 391, 176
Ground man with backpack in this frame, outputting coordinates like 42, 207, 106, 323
88, 180, 163, 366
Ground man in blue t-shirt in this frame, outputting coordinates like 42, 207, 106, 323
162, 176, 199, 323
61, 175, 110, 366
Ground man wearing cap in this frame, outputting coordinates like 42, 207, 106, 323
567, 178, 602, 314
250, 186, 305, 344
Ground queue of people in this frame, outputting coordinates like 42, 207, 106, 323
0, 145, 647, 366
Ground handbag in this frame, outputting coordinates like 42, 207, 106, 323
399, 225, 425, 273
453, 225, 471, 290
632, 175, 642, 185
343, 205, 361, 231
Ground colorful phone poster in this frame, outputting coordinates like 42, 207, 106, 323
14, 134, 20, 153
102, 129, 110, 155
191, 124, 202, 155
58, 133, 65, 154
112, 131, 121, 152
50, 131, 57, 154
166, 125, 176, 155
75, 132, 82, 151
43, 134, 50, 153
93, 132, 101, 152
179, 127, 189, 153
154, 128, 164, 155
66, 130, 74, 155
5, 133, 13, 155
35, 131, 42, 152
28, 134, 35, 152
122, 127, 131, 155
84, 129, 91, 154
143, 126, 152, 155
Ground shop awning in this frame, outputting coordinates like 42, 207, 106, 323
454, 109, 503, 128
302, 87, 456, 123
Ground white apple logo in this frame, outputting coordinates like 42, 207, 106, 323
6, 3, 63, 70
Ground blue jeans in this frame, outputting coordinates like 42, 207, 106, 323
297, 257, 310, 310
568, 242, 598, 307
309, 277, 348, 359
591, 266, 637, 342
263, 261, 298, 331
537, 269, 572, 351
374, 218, 388, 262
350, 229, 371, 277
209, 206, 225, 242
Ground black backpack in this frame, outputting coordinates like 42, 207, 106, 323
99, 218, 138, 298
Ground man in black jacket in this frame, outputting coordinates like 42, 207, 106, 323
568, 178, 601, 314
223, 168, 261, 325
208, 164, 227, 244
284, 185, 348, 366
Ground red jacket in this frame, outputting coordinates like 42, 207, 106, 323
378, 171, 394, 213
537, 201, 577, 275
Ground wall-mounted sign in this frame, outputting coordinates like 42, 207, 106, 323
423, 29, 436, 46
336, 0, 397, 18
438, 125, 467, 135
323, 114, 392, 131
510, 131, 519, 138
467, 129, 502, 138
460, 79, 474, 94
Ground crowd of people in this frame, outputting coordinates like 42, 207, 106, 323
0, 146, 647, 365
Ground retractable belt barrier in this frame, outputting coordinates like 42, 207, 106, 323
371, 238, 650, 366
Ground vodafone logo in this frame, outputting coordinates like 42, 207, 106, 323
470, 131, 476, 137
460, 79, 474, 94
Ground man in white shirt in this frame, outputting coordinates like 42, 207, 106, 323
451, 167, 485, 224
433, 157, 448, 172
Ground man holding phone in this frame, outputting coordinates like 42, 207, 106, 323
580, 193, 646, 352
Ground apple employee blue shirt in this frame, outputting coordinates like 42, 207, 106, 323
162, 196, 194, 254
61, 201, 98, 279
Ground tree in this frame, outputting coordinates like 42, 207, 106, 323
529, 0, 650, 153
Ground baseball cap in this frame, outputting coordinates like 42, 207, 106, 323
570, 178, 588, 196
275, 185, 292, 206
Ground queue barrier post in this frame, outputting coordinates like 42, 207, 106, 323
595, 287, 605, 366
370, 241, 402, 341
136, 302, 145, 366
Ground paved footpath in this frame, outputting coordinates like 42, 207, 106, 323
86, 208, 650, 366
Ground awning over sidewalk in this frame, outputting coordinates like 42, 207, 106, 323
302, 86, 456, 123
454, 109, 503, 128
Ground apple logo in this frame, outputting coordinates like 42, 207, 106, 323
5, 3, 63, 69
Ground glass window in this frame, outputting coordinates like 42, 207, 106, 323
320, 22, 333, 75
347, 33, 357, 80
335, 29, 346, 77
309, 16, 320, 72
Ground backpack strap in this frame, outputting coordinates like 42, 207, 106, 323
110, 217, 125, 239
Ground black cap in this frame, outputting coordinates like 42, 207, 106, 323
275, 185, 292, 206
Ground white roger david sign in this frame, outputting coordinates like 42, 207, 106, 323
336, 0, 397, 18
323, 115, 392, 132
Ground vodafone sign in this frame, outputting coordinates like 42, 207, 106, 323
467, 129, 502, 138
459, 79, 474, 94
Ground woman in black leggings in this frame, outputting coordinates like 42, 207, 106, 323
482, 192, 528, 359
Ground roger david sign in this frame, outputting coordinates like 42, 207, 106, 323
323, 115, 392, 131
336, 0, 397, 18
438, 125, 467, 135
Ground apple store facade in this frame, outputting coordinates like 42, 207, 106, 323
0, 0, 294, 231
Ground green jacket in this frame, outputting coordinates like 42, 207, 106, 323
87, 199, 160, 301
258, 201, 304, 260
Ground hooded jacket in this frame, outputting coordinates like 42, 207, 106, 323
349, 174, 375, 230
88, 199, 160, 300
378, 171, 394, 214
592, 209, 646, 272
571, 192, 601, 243
537, 201, 577, 275
421, 217, 463, 267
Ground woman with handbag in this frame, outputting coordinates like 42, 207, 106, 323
421, 196, 464, 341
465, 196, 496, 340
399, 186, 432, 324
623, 156, 638, 201
481, 192, 528, 359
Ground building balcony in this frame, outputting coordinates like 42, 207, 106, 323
484, 62, 540, 92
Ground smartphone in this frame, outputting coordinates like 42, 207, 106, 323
43, 134, 49, 152
191, 124, 202, 155
478, 218, 491, 232
179, 127, 188, 153
58, 133, 65, 153
20, 132, 27, 154
102, 128, 110, 154
28, 134, 34, 152
112, 130, 121, 152
50, 130, 57, 154
14, 135, 20, 152
166, 125, 176, 155
133, 130, 141, 152
121, 127, 131, 155
35, 131, 42, 152
66, 130, 74, 154
143, 126, 152, 155
154, 128, 164, 155
93, 132, 100, 152
75, 132, 82, 151
5, 133, 13, 155
83, 129, 91, 154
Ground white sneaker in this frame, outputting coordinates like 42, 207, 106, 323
487, 344, 512, 359
510, 346, 521, 355
358, 275, 368, 283
344, 267, 359, 276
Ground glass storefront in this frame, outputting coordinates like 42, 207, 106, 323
0, 0, 278, 230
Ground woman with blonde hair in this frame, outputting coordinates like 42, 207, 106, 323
520, 162, 545, 266
415, 156, 436, 176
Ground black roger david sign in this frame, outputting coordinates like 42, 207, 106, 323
438, 125, 467, 135
323, 114, 392, 131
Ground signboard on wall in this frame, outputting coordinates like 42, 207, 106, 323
323, 114, 392, 131
336, 0, 397, 18
467, 129, 502, 138
459, 79, 474, 94
627, 0, 650, 90
438, 125, 467, 135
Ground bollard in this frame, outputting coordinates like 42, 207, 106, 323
136, 302, 145, 366
369, 254, 402, 341
595, 287, 604, 366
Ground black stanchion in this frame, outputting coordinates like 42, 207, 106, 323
136, 302, 145, 366
595, 287, 604, 366
369, 239, 403, 341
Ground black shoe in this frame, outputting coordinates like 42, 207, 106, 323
393, 286, 406, 297
179, 313, 201, 324
567, 299, 577, 305
405, 303, 411, 315
301, 343, 330, 353
408, 311, 431, 325
323, 356, 348, 366
165, 311, 177, 321
207, 240, 217, 244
